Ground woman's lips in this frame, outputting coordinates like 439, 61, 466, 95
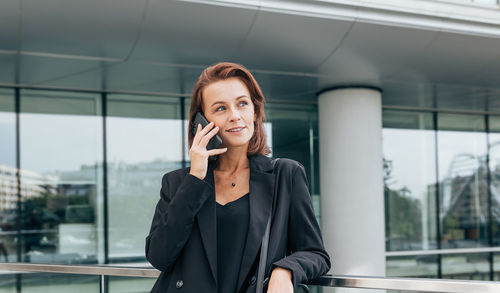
226, 126, 245, 134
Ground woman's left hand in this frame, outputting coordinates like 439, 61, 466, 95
266, 267, 293, 293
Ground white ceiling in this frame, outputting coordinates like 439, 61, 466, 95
1, 0, 500, 109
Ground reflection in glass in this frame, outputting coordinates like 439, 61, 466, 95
0, 89, 17, 263
438, 114, 488, 248
386, 255, 438, 278
265, 103, 315, 190
265, 103, 318, 220
108, 276, 155, 293
442, 253, 490, 280
383, 111, 437, 251
436, 84, 487, 112
21, 273, 99, 292
487, 116, 500, 246
106, 95, 182, 261
494, 253, 500, 281
19, 90, 103, 264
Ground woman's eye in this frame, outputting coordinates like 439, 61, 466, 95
216, 106, 225, 112
239, 101, 248, 106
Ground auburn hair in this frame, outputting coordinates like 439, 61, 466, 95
188, 62, 271, 156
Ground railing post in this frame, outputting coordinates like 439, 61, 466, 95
100, 274, 105, 293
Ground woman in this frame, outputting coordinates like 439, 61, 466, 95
146, 62, 330, 293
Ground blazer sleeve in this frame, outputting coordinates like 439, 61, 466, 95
271, 163, 331, 287
145, 172, 212, 272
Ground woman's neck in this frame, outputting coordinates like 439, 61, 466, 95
216, 146, 249, 174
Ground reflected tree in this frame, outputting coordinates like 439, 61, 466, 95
384, 157, 423, 251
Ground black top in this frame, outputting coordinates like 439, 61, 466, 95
216, 193, 250, 293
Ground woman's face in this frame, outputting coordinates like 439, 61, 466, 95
202, 77, 256, 149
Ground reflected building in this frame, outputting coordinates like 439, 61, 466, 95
441, 153, 491, 247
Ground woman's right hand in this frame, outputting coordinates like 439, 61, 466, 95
189, 122, 227, 180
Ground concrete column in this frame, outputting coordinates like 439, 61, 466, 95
318, 87, 385, 282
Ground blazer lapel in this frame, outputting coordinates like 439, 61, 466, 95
236, 155, 275, 292
196, 161, 217, 285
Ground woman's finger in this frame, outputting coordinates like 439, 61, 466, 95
207, 148, 227, 156
193, 122, 215, 145
200, 126, 220, 148
192, 123, 202, 145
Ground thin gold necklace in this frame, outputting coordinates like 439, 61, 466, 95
216, 166, 248, 188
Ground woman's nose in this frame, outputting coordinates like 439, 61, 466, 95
229, 107, 242, 121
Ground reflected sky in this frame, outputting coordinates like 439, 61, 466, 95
20, 113, 103, 173
383, 128, 436, 199
383, 128, 498, 199
438, 131, 487, 181
0, 113, 15, 167
2, 112, 274, 174
107, 117, 183, 164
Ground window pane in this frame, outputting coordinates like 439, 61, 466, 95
0, 89, 17, 263
0, 89, 15, 112
108, 276, 156, 293
20, 273, 99, 292
442, 253, 490, 280
488, 116, 500, 246
436, 85, 487, 112
265, 103, 319, 220
19, 90, 103, 264
0, 272, 16, 292
381, 81, 434, 109
438, 114, 488, 248
266, 103, 315, 189
106, 94, 182, 261
386, 255, 439, 278
494, 253, 500, 281
21, 90, 101, 116
383, 111, 437, 251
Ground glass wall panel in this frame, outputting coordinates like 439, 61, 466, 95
487, 116, 500, 246
382, 81, 434, 109
438, 114, 488, 249
0, 89, 17, 264
494, 252, 500, 281
386, 254, 439, 278
265, 103, 319, 220
436, 85, 487, 112
265, 103, 316, 191
0, 272, 16, 293
383, 111, 437, 251
19, 90, 103, 264
108, 276, 155, 293
20, 273, 99, 292
106, 94, 182, 261
442, 253, 490, 280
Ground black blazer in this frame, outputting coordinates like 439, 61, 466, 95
145, 154, 331, 292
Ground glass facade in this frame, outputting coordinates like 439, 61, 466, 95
383, 111, 437, 252
106, 94, 182, 261
387, 254, 439, 278
384, 109, 500, 280
0, 89, 16, 264
19, 90, 104, 264
4, 83, 500, 288
265, 103, 320, 220
0, 88, 320, 291
438, 113, 489, 249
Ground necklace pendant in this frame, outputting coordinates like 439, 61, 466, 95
231, 182, 236, 187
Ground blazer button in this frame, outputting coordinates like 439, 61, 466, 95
249, 276, 257, 285
176, 280, 183, 289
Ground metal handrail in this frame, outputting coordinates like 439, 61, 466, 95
1, 262, 500, 293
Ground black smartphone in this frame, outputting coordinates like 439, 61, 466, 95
191, 111, 223, 151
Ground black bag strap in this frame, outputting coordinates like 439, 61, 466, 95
256, 158, 279, 293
